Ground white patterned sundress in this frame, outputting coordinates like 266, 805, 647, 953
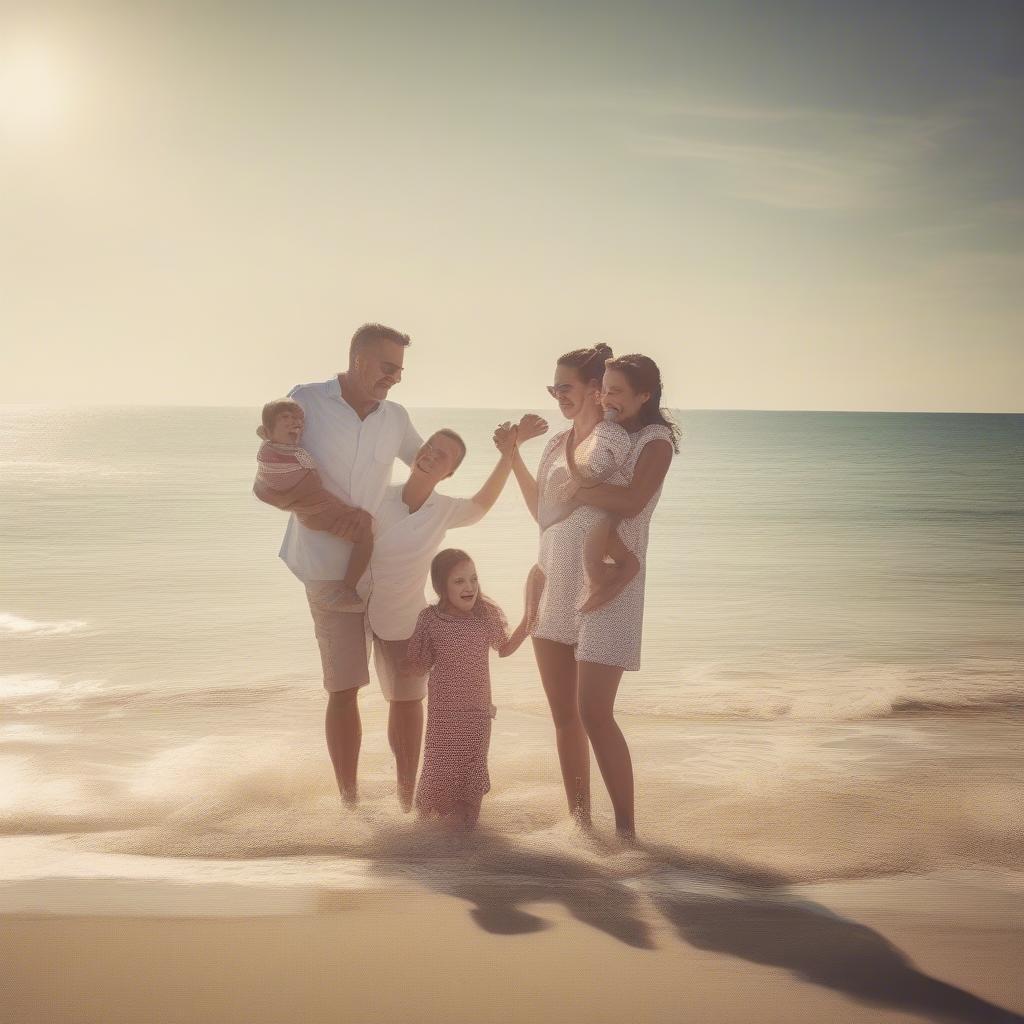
532, 423, 674, 671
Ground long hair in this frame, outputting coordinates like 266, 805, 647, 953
557, 343, 614, 388
429, 548, 496, 618
429, 548, 472, 600
605, 354, 681, 453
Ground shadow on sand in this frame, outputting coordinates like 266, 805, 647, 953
360, 826, 1024, 1024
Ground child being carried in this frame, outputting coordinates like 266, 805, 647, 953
252, 397, 372, 611
564, 408, 641, 613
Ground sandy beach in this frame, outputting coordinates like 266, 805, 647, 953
3, 407, 1022, 1024
2, 870, 1023, 1024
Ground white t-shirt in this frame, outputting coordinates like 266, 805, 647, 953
366, 483, 485, 640
278, 376, 422, 582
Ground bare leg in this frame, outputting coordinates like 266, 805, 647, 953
577, 661, 633, 837
387, 697, 424, 812
579, 526, 641, 614
582, 517, 614, 584
325, 688, 361, 806
532, 636, 591, 824
319, 536, 373, 612
502, 565, 546, 655
343, 534, 372, 595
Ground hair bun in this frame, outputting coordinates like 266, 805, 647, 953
593, 342, 613, 358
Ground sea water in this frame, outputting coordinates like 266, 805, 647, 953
1, 406, 1022, 914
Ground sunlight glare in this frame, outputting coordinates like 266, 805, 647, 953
0, 34, 69, 139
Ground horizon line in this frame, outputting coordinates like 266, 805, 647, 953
0, 402, 1021, 416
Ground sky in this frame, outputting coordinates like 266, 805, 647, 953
1, 0, 1022, 411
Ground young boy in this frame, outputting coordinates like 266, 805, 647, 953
253, 398, 371, 611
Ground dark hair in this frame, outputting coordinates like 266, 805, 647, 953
349, 322, 411, 361
604, 354, 681, 453
260, 397, 303, 433
557, 343, 614, 388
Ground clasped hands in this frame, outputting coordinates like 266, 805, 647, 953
493, 413, 549, 456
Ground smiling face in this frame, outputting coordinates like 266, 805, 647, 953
549, 363, 601, 422
601, 368, 650, 424
268, 407, 304, 445
351, 338, 407, 402
444, 558, 479, 613
413, 432, 465, 482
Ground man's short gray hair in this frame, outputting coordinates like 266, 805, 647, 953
349, 323, 411, 361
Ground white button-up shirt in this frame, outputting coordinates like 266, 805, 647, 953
278, 376, 422, 582
366, 484, 485, 640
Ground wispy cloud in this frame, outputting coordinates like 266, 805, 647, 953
545, 87, 1021, 215
626, 102, 959, 211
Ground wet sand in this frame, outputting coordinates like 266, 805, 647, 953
2, 873, 1023, 1024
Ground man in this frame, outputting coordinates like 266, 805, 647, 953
273, 321, 544, 810
275, 323, 422, 807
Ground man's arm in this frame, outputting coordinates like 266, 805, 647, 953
254, 472, 372, 543
398, 412, 424, 467
570, 440, 673, 519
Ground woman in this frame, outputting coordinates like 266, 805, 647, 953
507, 346, 679, 837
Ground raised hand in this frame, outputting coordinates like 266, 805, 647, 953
493, 421, 519, 456
516, 413, 549, 443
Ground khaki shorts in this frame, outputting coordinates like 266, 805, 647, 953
305, 582, 427, 702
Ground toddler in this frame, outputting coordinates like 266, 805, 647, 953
517, 407, 639, 626
253, 397, 371, 611
564, 408, 641, 612
405, 548, 528, 828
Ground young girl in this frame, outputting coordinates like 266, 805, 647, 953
405, 549, 528, 827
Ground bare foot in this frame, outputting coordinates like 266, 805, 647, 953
341, 787, 358, 809
615, 826, 638, 845
571, 807, 594, 832
398, 782, 415, 813
578, 568, 630, 613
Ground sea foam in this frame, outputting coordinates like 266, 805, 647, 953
0, 613, 88, 636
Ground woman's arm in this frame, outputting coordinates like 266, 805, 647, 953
504, 414, 547, 523
570, 439, 673, 519
510, 448, 539, 523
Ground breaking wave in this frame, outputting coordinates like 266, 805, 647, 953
0, 613, 88, 636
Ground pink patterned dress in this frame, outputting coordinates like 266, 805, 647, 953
406, 600, 511, 823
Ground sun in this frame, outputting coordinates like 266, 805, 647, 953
0, 33, 69, 140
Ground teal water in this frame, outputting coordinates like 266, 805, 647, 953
1, 406, 1021, 897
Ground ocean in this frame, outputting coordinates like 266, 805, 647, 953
1, 405, 1022, 914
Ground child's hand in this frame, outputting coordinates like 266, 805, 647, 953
556, 476, 582, 505
516, 414, 548, 443
493, 421, 518, 456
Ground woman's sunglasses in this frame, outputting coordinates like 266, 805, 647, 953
546, 384, 575, 398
